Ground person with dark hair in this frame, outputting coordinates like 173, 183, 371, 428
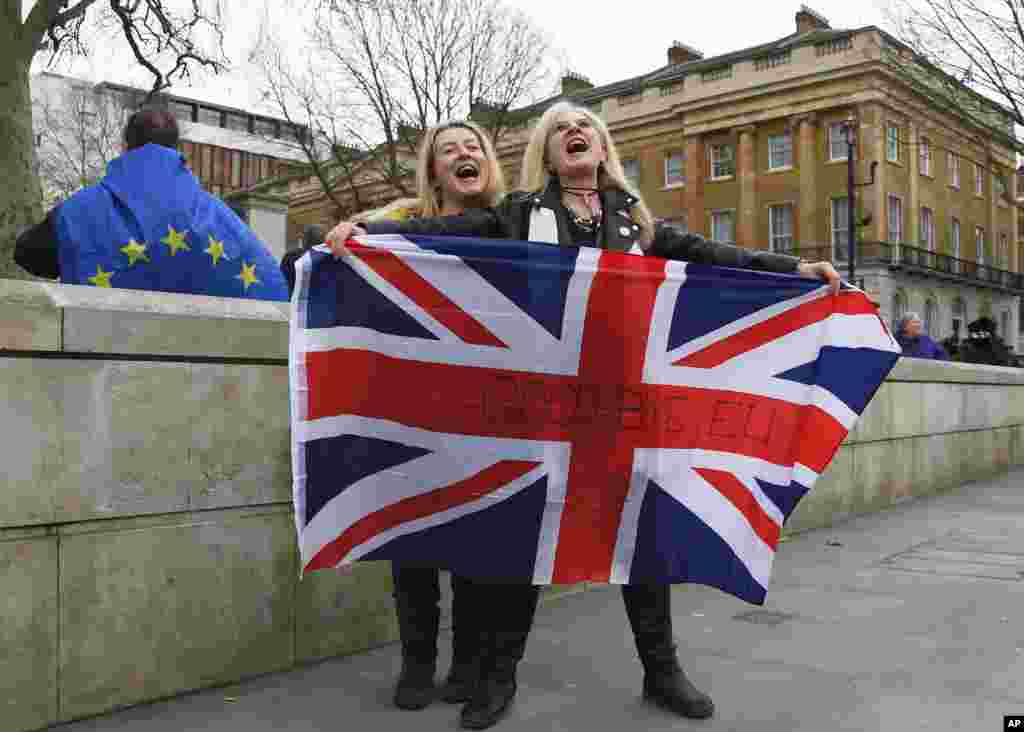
14, 106, 287, 301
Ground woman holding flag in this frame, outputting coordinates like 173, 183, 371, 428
287, 119, 507, 713
325, 102, 839, 729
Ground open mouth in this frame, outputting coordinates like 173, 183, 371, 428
566, 138, 589, 154
455, 163, 480, 179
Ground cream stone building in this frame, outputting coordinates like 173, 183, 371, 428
289, 5, 1023, 351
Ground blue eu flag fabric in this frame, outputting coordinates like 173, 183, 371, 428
53, 144, 288, 301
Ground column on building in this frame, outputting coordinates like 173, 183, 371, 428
685, 134, 705, 237
987, 150, 998, 274
907, 121, 920, 254
867, 104, 887, 252
736, 124, 757, 248
794, 113, 817, 255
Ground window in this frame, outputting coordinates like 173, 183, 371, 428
918, 137, 931, 176
622, 158, 640, 187
709, 144, 735, 179
710, 210, 735, 243
226, 113, 249, 133
659, 82, 683, 97
949, 153, 960, 188
975, 163, 984, 196
886, 123, 900, 162
769, 204, 794, 253
198, 106, 222, 127
887, 195, 903, 243
754, 51, 791, 70
952, 218, 961, 272
768, 133, 793, 170
253, 118, 278, 137
828, 123, 850, 161
664, 151, 685, 187
999, 232, 1009, 268
169, 100, 195, 123
919, 207, 935, 251
816, 37, 852, 56
618, 91, 643, 106
831, 197, 849, 260
701, 66, 733, 82
976, 226, 986, 265
995, 173, 1007, 201
925, 299, 938, 338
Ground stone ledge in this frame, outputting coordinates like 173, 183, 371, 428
889, 357, 1024, 384
0, 279, 289, 360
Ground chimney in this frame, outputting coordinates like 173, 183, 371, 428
667, 41, 704, 66
795, 4, 830, 34
561, 71, 594, 96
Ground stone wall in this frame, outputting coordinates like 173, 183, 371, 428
2, 280, 1022, 732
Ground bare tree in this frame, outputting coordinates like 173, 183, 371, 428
883, 0, 1023, 150
250, 0, 558, 214
1, 0, 229, 279
32, 77, 127, 207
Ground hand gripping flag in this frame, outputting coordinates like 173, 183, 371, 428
290, 235, 900, 604
54, 144, 288, 301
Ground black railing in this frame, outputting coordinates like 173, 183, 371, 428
781, 241, 1024, 292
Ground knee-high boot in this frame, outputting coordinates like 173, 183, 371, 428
460, 582, 539, 730
621, 584, 714, 719
440, 573, 481, 703
392, 564, 440, 710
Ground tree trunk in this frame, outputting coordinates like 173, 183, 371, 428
0, 51, 45, 281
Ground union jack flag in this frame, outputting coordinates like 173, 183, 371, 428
290, 235, 900, 604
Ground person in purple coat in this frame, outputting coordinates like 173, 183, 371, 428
896, 313, 949, 360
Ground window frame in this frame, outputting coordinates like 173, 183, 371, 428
768, 203, 794, 253
949, 152, 960, 188
975, 163, 984, 196
919, 206, 935, 251
887, 194, 903, 244
886, 123, 900, 162
952, 217, 961, 272
767, 133, 793, 170
828, 123, 849, 162
976, 226, 986, 265
831, 196, 850, 260
919, 137, 932, 176
621, 157, 641, 188
663, 150, 685, 187
708, 143, 735, 180
710, 209, 736, 243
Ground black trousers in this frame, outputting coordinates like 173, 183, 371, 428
392, 564, 477, 667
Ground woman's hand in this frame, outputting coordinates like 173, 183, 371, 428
796, 260, 841, 295
324, 221, 367, 258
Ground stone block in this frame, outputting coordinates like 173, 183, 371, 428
786, 445, 854, 534
56, 361, 194, 522
0, 360, 62, 527
58, 507, 296, 722
958, 430, 996, 484
189, 364, 292, 509
0, 529, 59, 732
850, 439, 915, 514
0, 279, 61, 351
59, 285, 289, 360
851, 382, 893, 444
912, 433, 959, 497
295, 560, 399, 664
888, 381, 925, 439
1011, 425, 1024, 467
993, 427, 1012, 473
919, 382, 965, 434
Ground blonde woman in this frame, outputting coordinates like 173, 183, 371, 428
326, 103, 839, 730
290, 120, 505, 714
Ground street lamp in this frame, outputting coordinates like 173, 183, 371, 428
844, 117, 878, 289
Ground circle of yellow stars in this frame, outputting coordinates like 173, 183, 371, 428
90, 225, 260, 294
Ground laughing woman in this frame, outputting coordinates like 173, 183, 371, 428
325, 102, 839, 729
288, 120, 506, 713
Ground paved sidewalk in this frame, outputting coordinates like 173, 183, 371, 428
61, 472, 1024, 732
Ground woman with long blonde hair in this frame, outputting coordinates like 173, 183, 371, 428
325, 103, 839, 730
287, 119, 506, 714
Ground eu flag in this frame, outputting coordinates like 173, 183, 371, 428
53, 143, 288, 301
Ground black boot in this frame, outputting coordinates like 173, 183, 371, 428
622, 584, 714, 720
459, 584, 539, 730
392, 565, 440, 710
440, 574, 480, 704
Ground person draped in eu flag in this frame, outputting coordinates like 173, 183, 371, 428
14, 107, 288, 302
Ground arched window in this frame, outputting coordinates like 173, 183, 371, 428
924, 299, 938, 338
892, 291, 907, 332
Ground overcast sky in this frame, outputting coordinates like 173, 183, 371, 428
33, 0, 893, 114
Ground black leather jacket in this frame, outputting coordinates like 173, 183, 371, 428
363, 181, 802, 275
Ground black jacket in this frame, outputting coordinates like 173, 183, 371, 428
363, 181, 801, 275
14, 210, 61, 279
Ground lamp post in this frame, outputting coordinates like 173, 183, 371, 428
845, 119, 857, 285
